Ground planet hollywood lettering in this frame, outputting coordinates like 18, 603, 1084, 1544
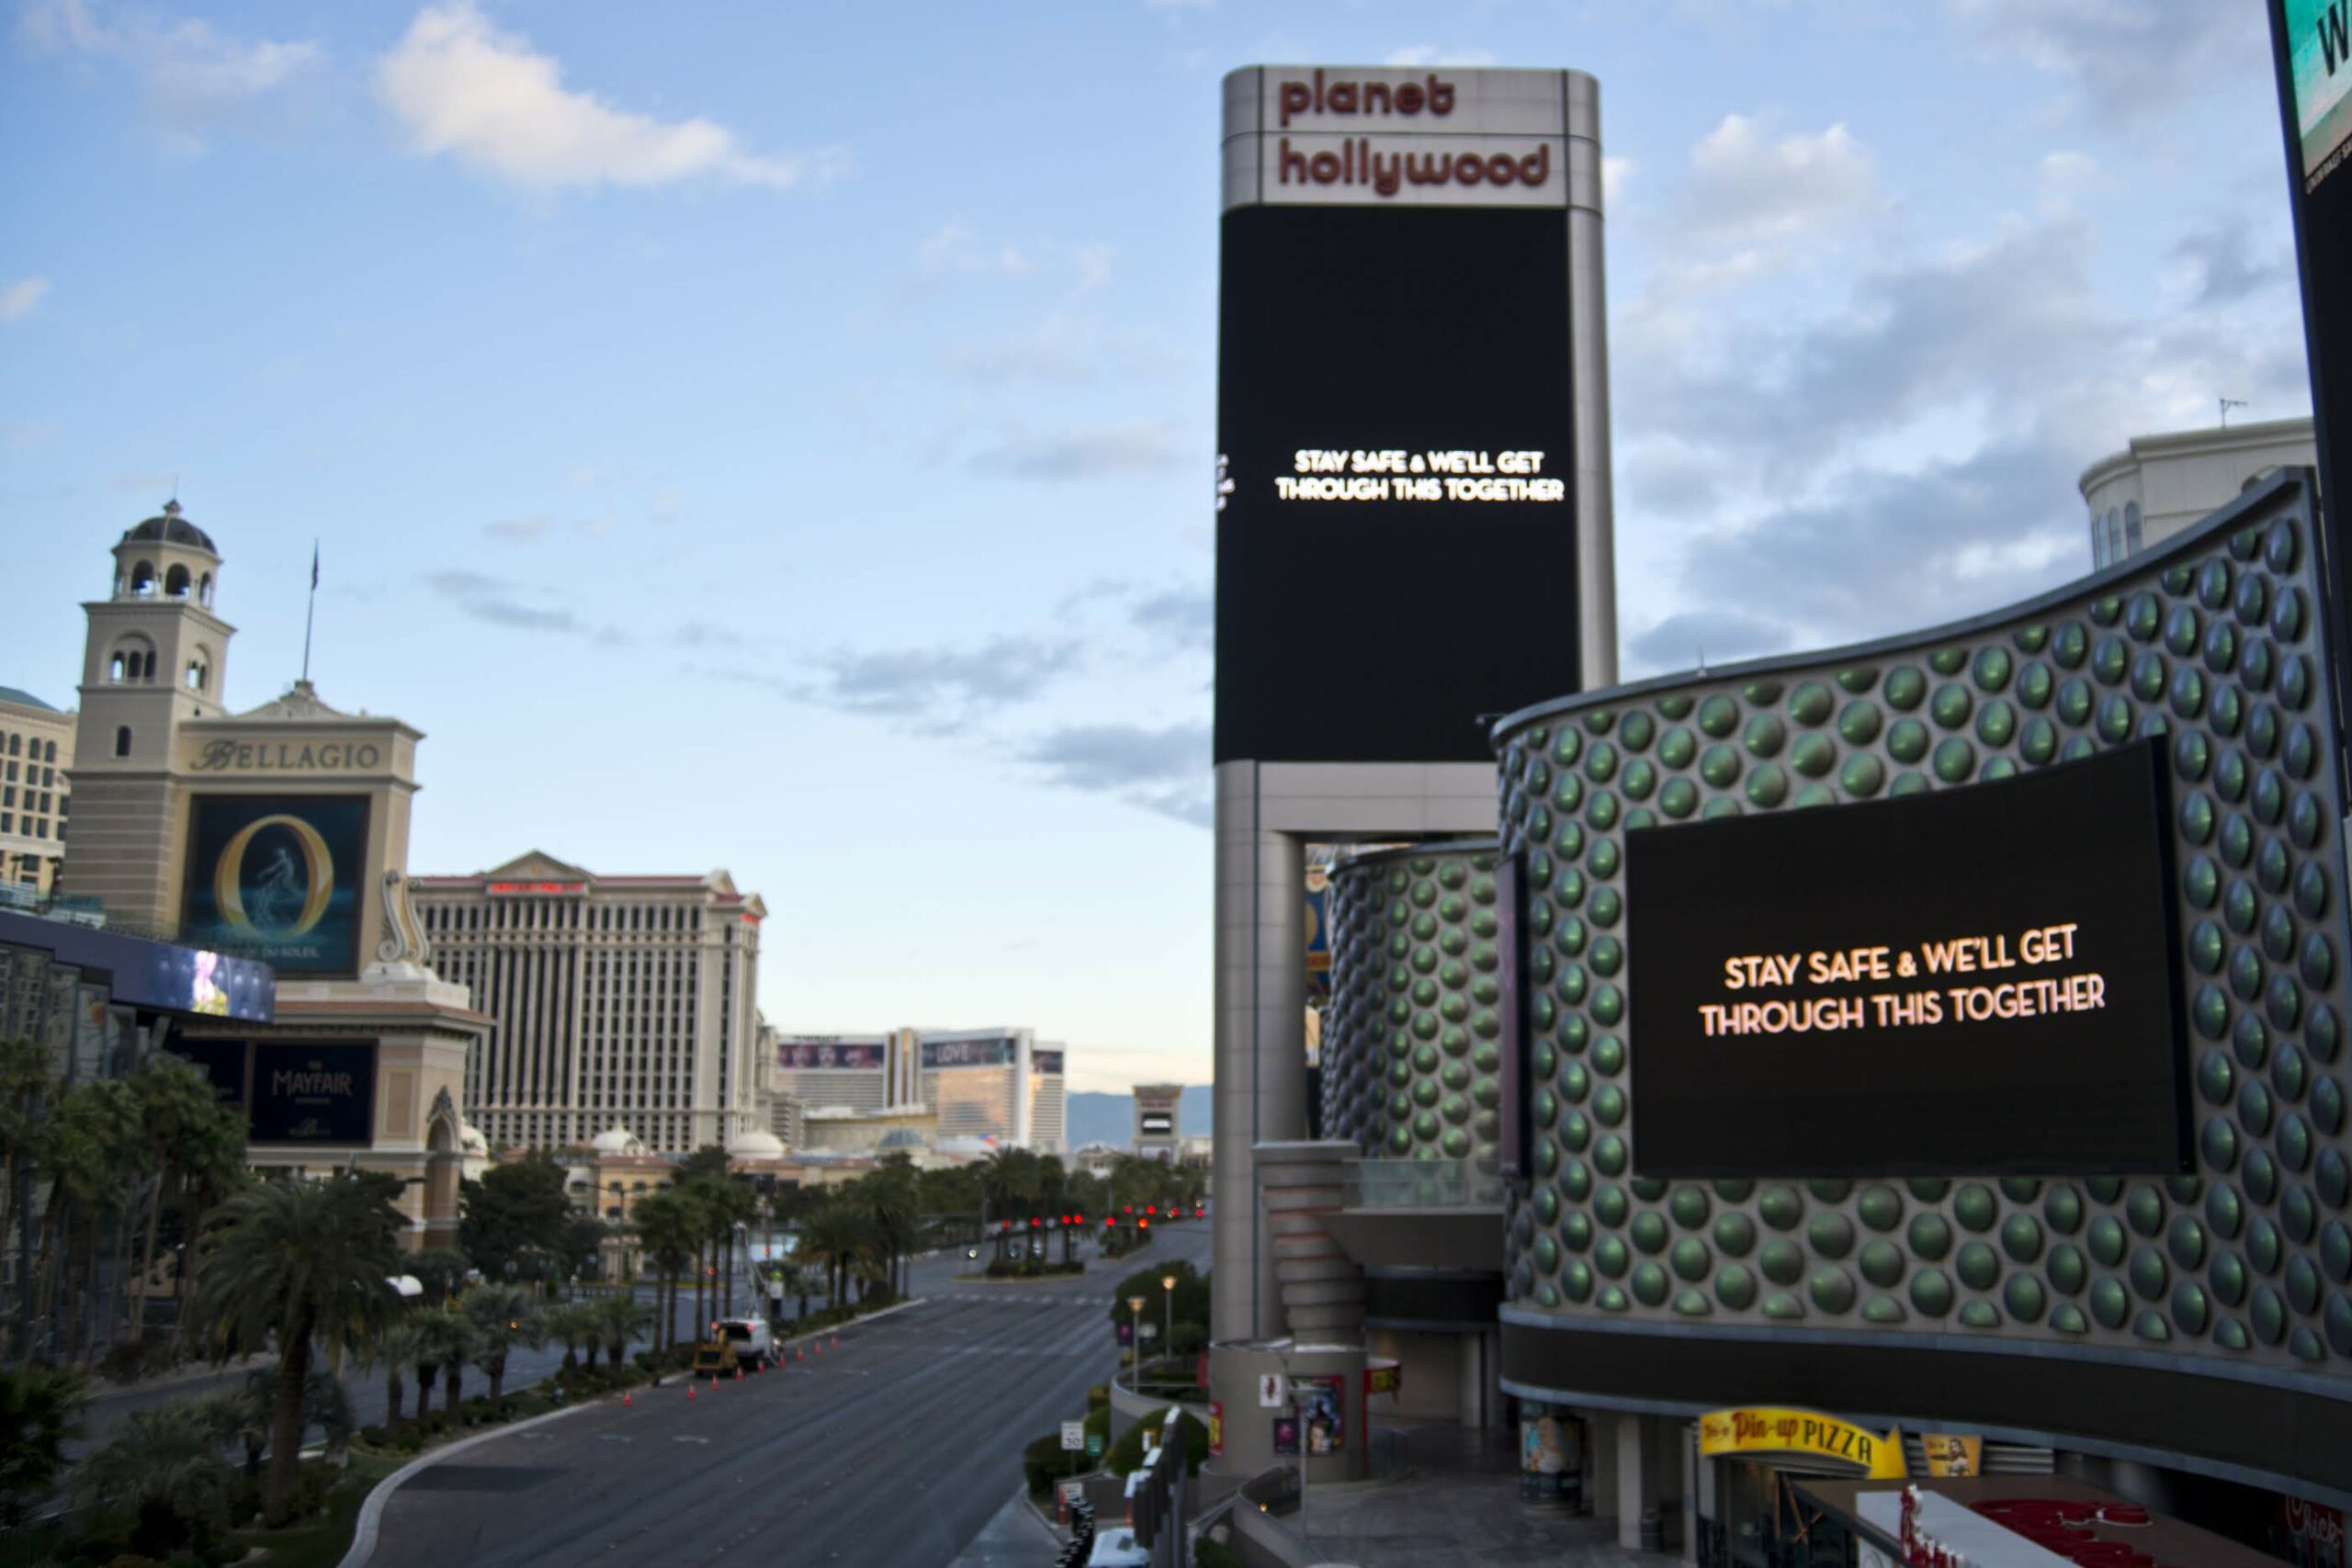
1696, 922, 2109, 1039
190, 739, 383, 773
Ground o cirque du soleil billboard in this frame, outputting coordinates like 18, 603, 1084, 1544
179, 795, 368, 976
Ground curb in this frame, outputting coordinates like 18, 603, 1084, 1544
340, 1298, 931, 1568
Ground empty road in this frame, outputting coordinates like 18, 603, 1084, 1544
361, 1221, 1211, 1568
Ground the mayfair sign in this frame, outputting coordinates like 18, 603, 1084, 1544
190, 739, 383, 773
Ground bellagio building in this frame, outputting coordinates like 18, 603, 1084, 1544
411, 852, 768, 1156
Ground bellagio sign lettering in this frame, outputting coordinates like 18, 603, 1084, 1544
191, 739, 383, 772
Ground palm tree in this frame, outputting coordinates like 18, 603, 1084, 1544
594, 1293, 651, 1370
783, 1264, 826, 1325
413, 1305, 472, 1419
798, 1198, 866, 1312
464, 1283, 541, 1405
72, 1396, 240, 1555
628, 1190, 696, 1351
545, 1302, 598, 1371
195, 1175, 401, 1522
121, 1055, 241, 1354
369, 1319, 424, 1424
0, 1365, 86, 1528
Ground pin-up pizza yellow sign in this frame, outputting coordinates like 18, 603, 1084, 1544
1698, 1408, 1907, 1478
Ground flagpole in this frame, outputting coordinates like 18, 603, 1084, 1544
301, 540, 319, 684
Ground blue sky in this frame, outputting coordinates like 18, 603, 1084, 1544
0, 0, 2314, 1092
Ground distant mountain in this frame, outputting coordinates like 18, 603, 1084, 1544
1064, 1085, 1212, 1151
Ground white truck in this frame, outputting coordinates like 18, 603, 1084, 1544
692, 1314, 776, 1376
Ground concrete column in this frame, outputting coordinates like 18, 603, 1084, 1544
1565, 69, 1617, 691
1589, 1412, 1619, 1526
1617, 1412, 1649, 1551
1686, 1427, 1709, 1567
1212, 762, 1306, 1344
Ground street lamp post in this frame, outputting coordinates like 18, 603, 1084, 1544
1126, 1294, 1147, 1391
1160, 1273, 1177, 1374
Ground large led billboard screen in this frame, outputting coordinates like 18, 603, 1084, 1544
1215, 67, 1594, 764
179, 795, 369, 976
2282, 0, 2352, 191
1624, 740, 2188, 1178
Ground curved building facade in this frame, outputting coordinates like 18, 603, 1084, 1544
1483, 472, 2347, 1508
1322, 840, 1506, 1165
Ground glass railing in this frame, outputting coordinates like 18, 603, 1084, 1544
1347, 1156, 1504, 1209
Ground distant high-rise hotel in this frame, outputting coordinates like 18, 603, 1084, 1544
412, 852, 767, 1156
764, 1024, 1066, 1153
2080, 416, 2316, 568
0, 687, 73, 896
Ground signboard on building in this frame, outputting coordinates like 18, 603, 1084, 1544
1625, 739, 2188, 1178
179, 795, 369, 976
170, 1038, 377, 1144
777, 1042, 886, 1071
250, 1042, 376, 1143
1696, 1408, 1906, 1480
1921, 1434, 1984, 1478
1295, 1375, 1344, 1455
921, 1037, 1016, 1068
2272, 3, 2352, 739
1215, 66, 1596, 764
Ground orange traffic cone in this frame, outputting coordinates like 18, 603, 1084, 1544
734, 1366, 744, 1382
830, 1336, 839, 1350
687, 1383, 697, 1400
622, 1391, 632, 1407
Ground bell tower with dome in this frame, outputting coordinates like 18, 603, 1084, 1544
64, 501, 236, 926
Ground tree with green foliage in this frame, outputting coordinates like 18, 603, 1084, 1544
412, 1305, 472, 1419
195, 1174, 401, 1522
409, 1247, 469, 1307
121, 1055, 244, 1354
72, 1396, 241, 1556
459, 1155, 575, 1283
0, 1364, 85, 1527
369, 1318, 424, 1423
797, 1196, 865, 1311
544, 1301, 598, 1371
464, 1283, 541, 1404
628, 1190, 697, 1351
594, 1292, 650, 1369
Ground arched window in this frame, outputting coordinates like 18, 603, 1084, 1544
5, 734, 17, 756
129, 560, 156, 596
114, 726, 131, 759
164, 564, 191, 599
44, 740, 57, 762
2124, 502, 2143, 556
2090, 513, 2107, 568
2105, 509, 2122, 565
198, 573, 213, 606
185, 656, 209, 693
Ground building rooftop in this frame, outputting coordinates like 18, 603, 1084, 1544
121, 501, 219, 554
0, 686, 61, 713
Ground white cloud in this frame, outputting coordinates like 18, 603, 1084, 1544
1385, 46, 1500, 67
1601, 155, 1632, 209
0, 276, 50, 321
19, 0, 322, 146
914, 223, 1114, 295
1680, 115, 1877, 246
1947, 0, 2268, 120
376, 2, 845, 192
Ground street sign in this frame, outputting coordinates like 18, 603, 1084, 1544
1086, 1431, 1105, 1458
1259, 1372, 1287, 1408
1061, 1421, 1086, 1451
1140, 1323, 1159, 1341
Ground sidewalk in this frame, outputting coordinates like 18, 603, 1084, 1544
1289, 1421, 1684, 1568
943, 1485, 1062, 1568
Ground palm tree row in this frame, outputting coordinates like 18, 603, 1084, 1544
3, 1042, 247, 1371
